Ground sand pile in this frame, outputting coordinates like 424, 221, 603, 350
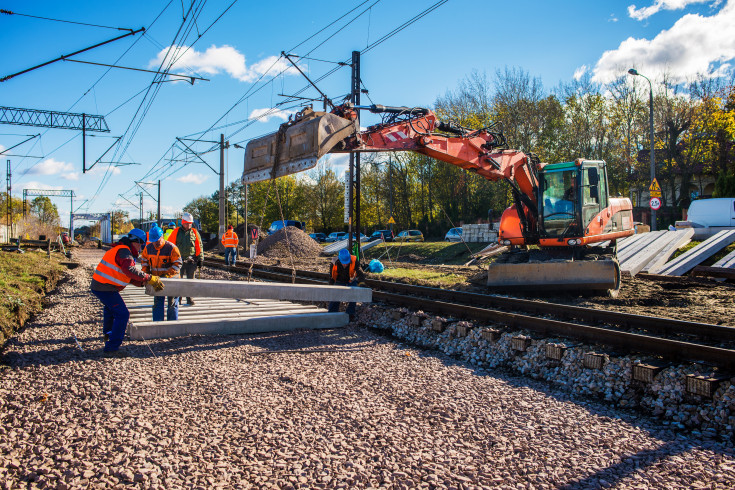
257, 226, 322, 258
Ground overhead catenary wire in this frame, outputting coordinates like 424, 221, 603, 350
0, 9, 135, 32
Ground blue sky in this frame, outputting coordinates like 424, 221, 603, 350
1, 0, 733, 223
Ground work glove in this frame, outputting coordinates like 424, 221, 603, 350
147, 275, 165, 292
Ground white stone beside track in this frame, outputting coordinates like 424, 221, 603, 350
0, 249, 733, 488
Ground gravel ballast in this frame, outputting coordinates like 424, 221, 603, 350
1, 250, 733, 488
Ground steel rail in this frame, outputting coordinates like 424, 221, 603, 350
204, 258, 735, 367
205, 258, 735, 343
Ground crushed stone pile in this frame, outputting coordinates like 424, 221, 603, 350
257, 226, 322, 258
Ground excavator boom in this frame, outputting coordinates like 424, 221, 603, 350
243, 102, 632, 296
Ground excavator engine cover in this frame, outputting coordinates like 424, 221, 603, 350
487, 259, 621, 295
242, 110, 356, 183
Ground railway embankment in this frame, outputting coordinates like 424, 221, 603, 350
363, 305, 735, 441
0, 249, 67, 348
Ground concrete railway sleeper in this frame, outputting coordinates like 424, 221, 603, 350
205, 257, 735, 368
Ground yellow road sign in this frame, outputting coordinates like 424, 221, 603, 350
649, 178, 661, 193
387, 216, 396, 224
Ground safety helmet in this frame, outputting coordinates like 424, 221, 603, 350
148, 225, 163, 242
228, 224, 234, 230
181, 212, 193, 224
168, 221, 176, 228
338, 248, 352, 265
127, 228, 147, 244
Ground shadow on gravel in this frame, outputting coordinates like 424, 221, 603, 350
2, 327, 376, 368
383, 338, 735, 488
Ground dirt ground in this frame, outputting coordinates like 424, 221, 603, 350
222, 252, 734, 327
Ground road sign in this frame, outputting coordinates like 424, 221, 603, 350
649, 197, 662, 210
649, 178, 661, 197
387, 216, 396, 224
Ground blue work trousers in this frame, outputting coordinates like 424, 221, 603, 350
91, 289, 129, 352
153, 296, 179, 322
224, 247, 238, 265
328, 280, 357, 316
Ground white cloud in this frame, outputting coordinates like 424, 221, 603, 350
628, 0, 714, 20
573, 65, 588, 80
149, 45, 299, 83
27, 158, 74, 176
248, 108, 294, 123
21, 181, 64, 191
87, 165, 121, 176
609, 14, 619, 22
61, 172, 80, 181
592, 0, 735, 83
175, 172, 209, 185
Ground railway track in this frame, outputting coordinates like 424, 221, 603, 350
204, 257, 735, 368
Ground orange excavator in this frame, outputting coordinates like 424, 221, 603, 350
243, 103, 634, 296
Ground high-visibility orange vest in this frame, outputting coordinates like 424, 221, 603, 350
221, 230, 238, 247
141, 241, 182, 277
167, 226, 202, 256
92, 245, 133, 288
331, 256, 357, 282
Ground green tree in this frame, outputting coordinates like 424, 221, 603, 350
30, 196, 59, 225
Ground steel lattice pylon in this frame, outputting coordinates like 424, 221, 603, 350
0, 106, 109, 132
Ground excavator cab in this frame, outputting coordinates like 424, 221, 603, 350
538, 160, 610, 244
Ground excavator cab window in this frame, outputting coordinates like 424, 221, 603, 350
582, 165, 602, 227
541, 169, 578, 237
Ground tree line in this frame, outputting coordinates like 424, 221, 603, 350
185, 68, 735, 237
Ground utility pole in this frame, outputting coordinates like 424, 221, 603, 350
139, 192, 143, 225
353, 50, 361, 257
347, 50, 361, 256
218, 133, 227, 241
157, 179, 161, 223
6, 160, 11, 236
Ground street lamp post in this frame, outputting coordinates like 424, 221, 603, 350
628, 68, 657, 231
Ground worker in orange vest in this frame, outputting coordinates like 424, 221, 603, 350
221, 224, 239, 266
328, 248, 367, 322
141, 225, 183, 321
167, 212, 203, 305
90, 229, 164, 356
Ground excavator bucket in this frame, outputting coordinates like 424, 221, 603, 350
242, 109, 356, 183
487, 259, 621, 296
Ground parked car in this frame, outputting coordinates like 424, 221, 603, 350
351, 233, 369, 242
676, 198, 735, 239
370, 229, 394, 242
444, 227, 462, 242
309, 233, 327, 243
268, 219, 306, 234
396, 229, 424, 242
325, 232, 348, 243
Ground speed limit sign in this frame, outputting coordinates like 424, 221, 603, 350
649, 197, 662, 210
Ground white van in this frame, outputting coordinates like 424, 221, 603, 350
676, 198, 735, 239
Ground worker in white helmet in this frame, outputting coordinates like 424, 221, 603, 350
166, 212, 203, 305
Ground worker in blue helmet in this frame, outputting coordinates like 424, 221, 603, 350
90, 228, 164, 356
163, 222, 176, 241
328, 248, 367, 322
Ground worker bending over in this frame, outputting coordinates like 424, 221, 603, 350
141, 225, 182, 321
221, 224, 239, 266
90, 229, 164, 356
328, 248, 367, 322
167, 212, 203, 305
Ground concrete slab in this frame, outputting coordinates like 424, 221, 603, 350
655, 230, 735, 276
617, 233, 647, 254
129, 311, 348, 339
643, 229, 694, 273
127, 304, 320, 321
323, 239, 379, 255
618, 231, 666, 265
713, 248, 735, 268
620, 230, 692, 277
144, 278, 372, 303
